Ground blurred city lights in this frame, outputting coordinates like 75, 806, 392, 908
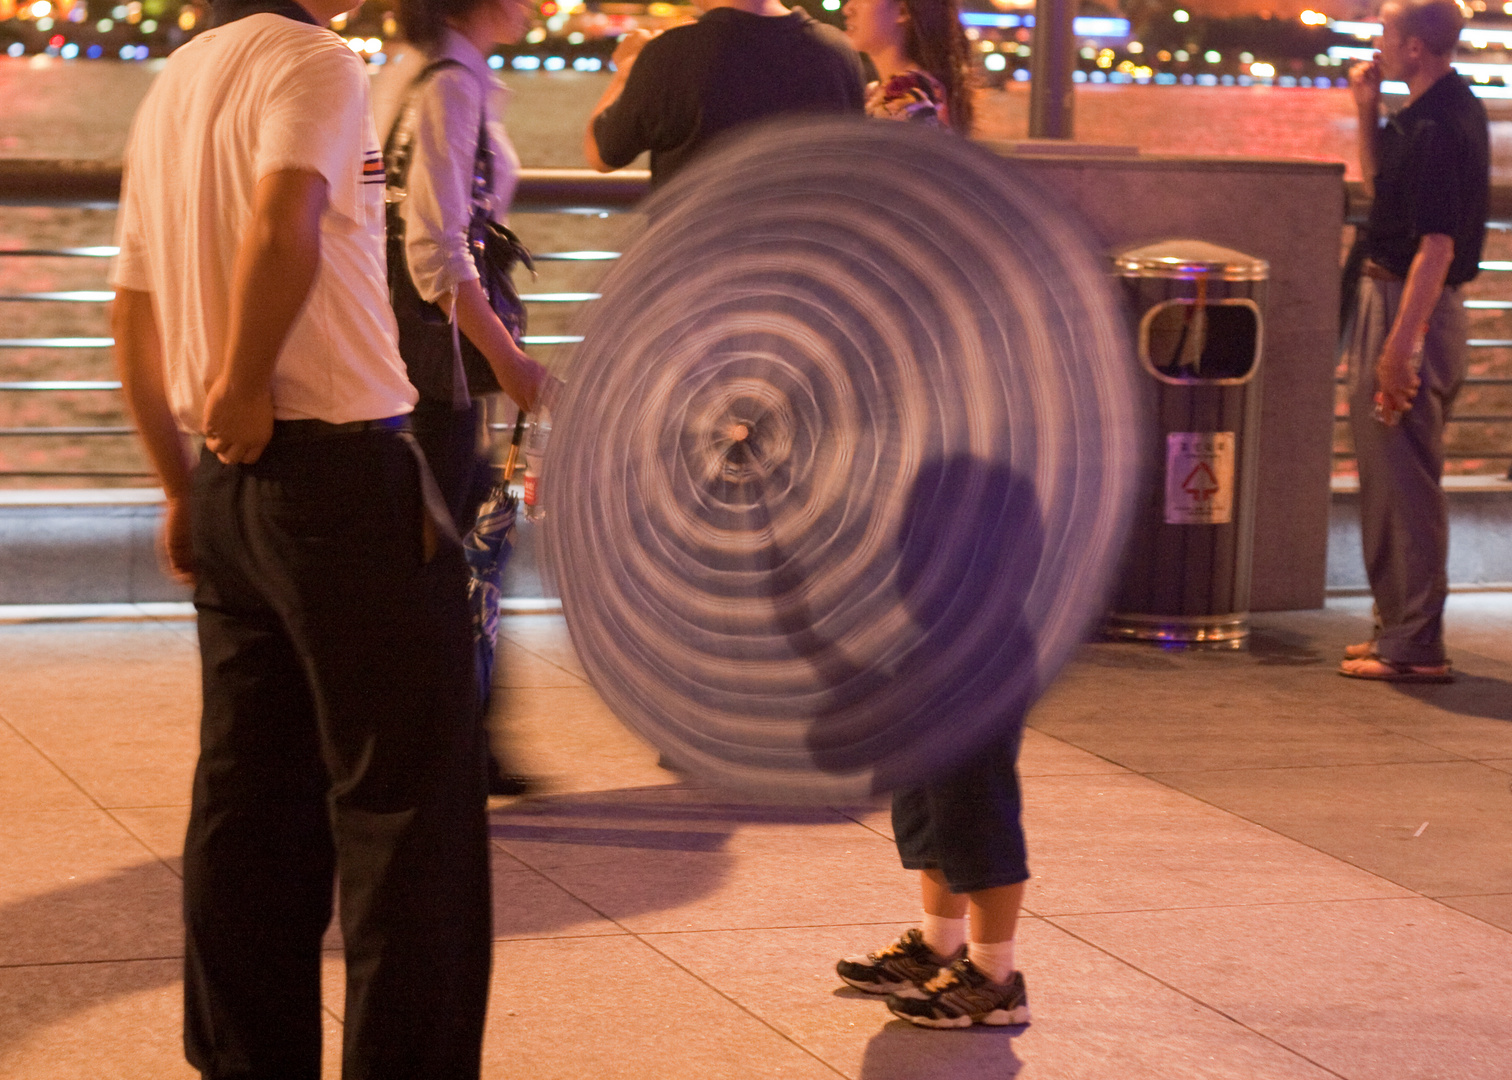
1172, 9, 1189, 23
1300, 10, 1329, 25
29, 1, 51, 17
1249, 61, 1276, 77
983, 52, 1006, 71
1204, 50, 1220, 63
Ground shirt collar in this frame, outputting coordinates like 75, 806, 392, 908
1397, 70, 1467, 124
434, 27, 499, 87
209, 0, 318, 28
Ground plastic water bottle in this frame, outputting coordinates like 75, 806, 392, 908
522, 377, 562, 520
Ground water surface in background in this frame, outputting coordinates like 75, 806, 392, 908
13, 55, 1512, 178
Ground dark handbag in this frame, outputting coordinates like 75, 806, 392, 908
384, 60, 534, 406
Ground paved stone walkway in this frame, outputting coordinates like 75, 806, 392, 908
1, 596, 1509, 1079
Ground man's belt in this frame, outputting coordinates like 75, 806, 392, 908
271, 415, 411, 441
1361, 258, 1404, 283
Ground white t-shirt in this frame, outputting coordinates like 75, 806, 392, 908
111, 13, 418, 431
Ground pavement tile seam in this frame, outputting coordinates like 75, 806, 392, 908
0, 710, 102, 809
628, 918, 1045, 937
1133, 755, 1474, 775
1026, 894, 1450, 919
494, 636, 590, 684
622, 931, 853, 1079
0, 954, 184, 972
1036, 915, 1355, 1080
1119, 766, 1512, 911
106, 810, 186, 880
817, 807, 893, 843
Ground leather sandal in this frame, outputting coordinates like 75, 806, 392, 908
1339, 656, 1454, 683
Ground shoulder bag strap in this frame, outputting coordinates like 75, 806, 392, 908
385, 58, 475, 409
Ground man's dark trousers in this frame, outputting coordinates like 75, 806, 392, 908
183, 426, 491, 1080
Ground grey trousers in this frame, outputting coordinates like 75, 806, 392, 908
1345, 277, 1468, 664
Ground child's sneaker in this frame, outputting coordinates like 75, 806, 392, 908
836, 928, 963, 996
885, 957, 1031, 1028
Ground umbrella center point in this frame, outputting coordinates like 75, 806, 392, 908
728, 423, 751, 443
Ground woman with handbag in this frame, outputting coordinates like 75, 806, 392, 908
378, 0, 547, 794
831, 0, 1032, 1032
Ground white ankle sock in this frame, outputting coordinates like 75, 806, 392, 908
920, 913, 966, 958
967, 939, 1016, 984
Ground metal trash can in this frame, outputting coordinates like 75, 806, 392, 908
1104, 240, 1267, 649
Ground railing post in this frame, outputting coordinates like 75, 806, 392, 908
1028, 0, 1076, 140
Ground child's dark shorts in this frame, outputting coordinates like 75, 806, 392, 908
891, 729, 1028, 894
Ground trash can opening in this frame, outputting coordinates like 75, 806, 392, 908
1140, 299, 1260, 384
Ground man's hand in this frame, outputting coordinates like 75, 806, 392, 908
1350, 57, 1382, 111
1372, 338, 1421, 425
203, 373, 275, 464
611, 28, 656, 70
1372, 233, 1453, 426
585, 28, 661, 170
161, 491, 196, 584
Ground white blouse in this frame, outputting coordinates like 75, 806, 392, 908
372, 30, 522, 306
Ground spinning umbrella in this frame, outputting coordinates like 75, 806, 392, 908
541, 118, 1146, 801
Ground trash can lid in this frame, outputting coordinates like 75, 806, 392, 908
1115, 240, 1268, 282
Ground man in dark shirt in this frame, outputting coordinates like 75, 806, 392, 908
1341, 0, 1488, 682
583, 0, 865, 186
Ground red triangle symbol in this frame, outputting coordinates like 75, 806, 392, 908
1182, 462, 1220, 503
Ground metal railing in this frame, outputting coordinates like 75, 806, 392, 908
0, 162, 650, 480
4, 165, 1510, 480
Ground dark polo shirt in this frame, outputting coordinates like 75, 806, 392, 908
592, 7, 865, 186
1363, 71, 1489, 287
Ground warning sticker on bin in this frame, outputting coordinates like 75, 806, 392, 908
1165, 432, 1235, 525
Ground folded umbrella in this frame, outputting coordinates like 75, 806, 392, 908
462, 410, 526, 707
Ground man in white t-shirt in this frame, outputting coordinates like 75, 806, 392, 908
110, 1, 490, 1075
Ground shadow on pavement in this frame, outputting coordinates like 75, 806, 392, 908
1247, 625, 1327, 667
856, 1017, 1025, 1079
0, 862, 184, 1062
1393, 672, 1512, 723
0, 786, 797, 1061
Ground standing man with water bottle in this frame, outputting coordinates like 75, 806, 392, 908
1341, 0, 1487, 684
